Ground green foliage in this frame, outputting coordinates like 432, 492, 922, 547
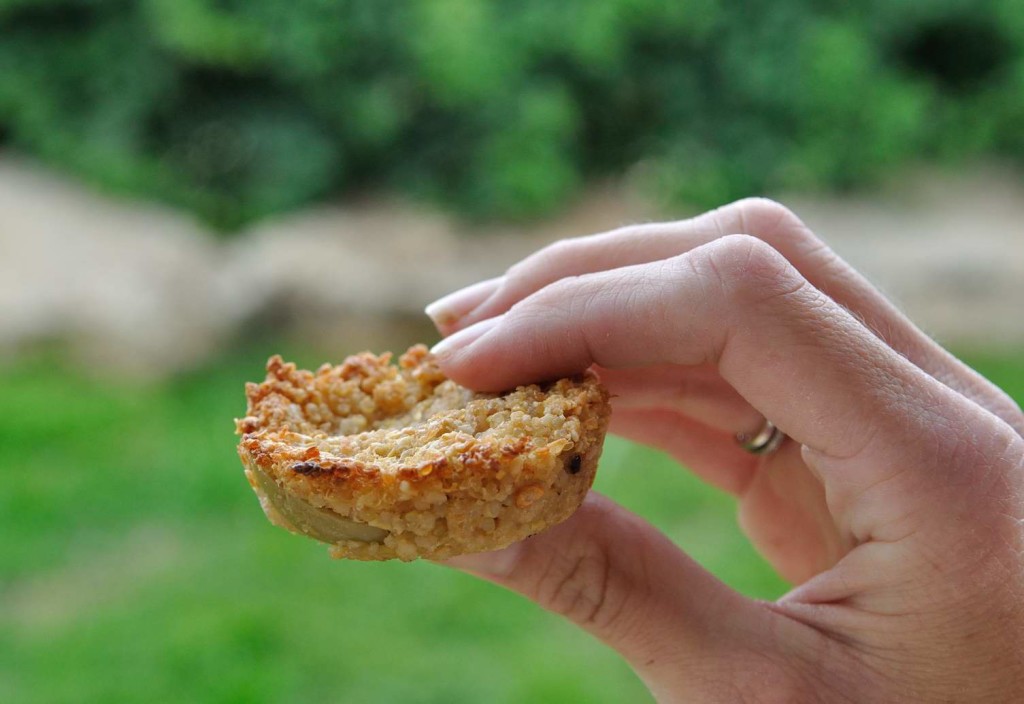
1, 0, 1022, 229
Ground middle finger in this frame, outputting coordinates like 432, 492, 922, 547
437, 198, 1022, 433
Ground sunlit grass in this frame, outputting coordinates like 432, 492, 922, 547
1, 349, 1020, 703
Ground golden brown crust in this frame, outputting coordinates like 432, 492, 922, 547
235, 345, 611, 560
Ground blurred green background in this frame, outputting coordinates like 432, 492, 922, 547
2, 0, 1024, 228
2, 350, 1021, 703
2, 1, 1024, 703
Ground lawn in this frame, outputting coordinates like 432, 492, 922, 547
1, 349, 1021, 703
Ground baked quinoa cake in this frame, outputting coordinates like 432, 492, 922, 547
235, 345, 611, 561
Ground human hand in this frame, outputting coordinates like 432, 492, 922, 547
425, 199, 1024, 702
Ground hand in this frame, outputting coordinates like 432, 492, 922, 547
425, 199, 1024, 702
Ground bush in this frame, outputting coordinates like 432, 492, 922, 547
1, 0, 1022, 230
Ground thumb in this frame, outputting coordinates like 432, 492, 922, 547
441, 493, 817, 701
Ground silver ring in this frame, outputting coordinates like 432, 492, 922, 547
736, 419, 785, 455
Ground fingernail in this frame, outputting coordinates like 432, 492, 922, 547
425, 277, 503, 329
430, 315, 501, 358
440, 542, 522, 578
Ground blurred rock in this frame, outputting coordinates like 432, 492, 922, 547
218, 185, 650, 319
783, 167, 1024, 348
0, 157, 231, 376
0, 153, 1021, 377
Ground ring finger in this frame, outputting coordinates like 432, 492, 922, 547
597, 363, 764, 438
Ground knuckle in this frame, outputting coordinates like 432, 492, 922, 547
732, 197, 805, 236
729, 197, 835, 264
694, 234, 804, 305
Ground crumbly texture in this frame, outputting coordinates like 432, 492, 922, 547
235, 345, 611, 561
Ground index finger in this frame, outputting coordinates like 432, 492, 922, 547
432, 235, 1007, 542
434, 199, 1022, 436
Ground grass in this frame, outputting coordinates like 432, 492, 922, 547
1, 349, 1021, 703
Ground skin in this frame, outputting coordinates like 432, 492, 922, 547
424, 199, 1024, 702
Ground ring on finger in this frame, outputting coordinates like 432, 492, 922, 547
736, 419, 786, 455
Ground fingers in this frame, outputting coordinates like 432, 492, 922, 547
431, 206, 733, 330
610, 407, 758, 495
598, 363, 764, 437
425, 277, 502, 335
426, 199, 1022, 434
736, 441, 849, 583
611, 407, 846, 581
433, 235, 991, 541
441, 493, 807, 700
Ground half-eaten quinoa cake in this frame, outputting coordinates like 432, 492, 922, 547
235, 345, 611, 561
